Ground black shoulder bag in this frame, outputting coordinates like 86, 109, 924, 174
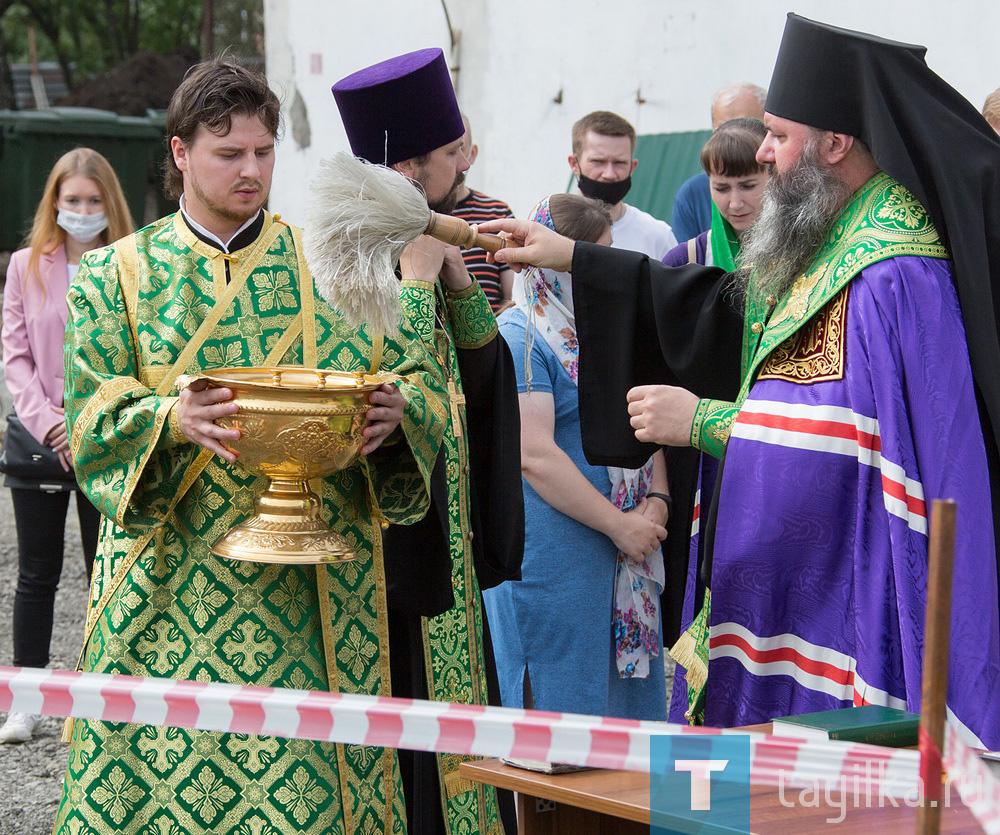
0, 412, 77, 489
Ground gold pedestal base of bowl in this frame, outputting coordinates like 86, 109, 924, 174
177, 366, 386, 566
210, 478, 358, 564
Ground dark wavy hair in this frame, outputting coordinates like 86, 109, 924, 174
163, 56, 281, 198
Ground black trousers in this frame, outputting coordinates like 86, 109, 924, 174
10, 488, 100, 668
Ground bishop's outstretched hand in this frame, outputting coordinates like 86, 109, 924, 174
476, 218, 574, 274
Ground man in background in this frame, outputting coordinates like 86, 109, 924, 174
451, 114, 516, 313
671, 82, 766, 242
569, 110, 677, 260
983, 86, 1000, 134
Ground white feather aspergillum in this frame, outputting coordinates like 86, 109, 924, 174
303, 153, 431, 335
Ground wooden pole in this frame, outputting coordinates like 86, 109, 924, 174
201, 0, 214, 58
27, 26, 49, 110
917, 499, 957, 835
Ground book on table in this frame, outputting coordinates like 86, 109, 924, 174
770, 705, 919, 746
499, 758, 592, 774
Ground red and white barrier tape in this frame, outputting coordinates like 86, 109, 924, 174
0, 665, 917, 789
2, 664, 999, 829
0, 666, 658, 771
945, 721, 1000, 833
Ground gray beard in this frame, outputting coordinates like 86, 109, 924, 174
735, 139, 854, 305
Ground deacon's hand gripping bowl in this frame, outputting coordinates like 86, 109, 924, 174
176, 367, 386, 565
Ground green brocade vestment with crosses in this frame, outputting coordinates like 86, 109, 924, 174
397, 280, 506, 835
52, 212, 448, 835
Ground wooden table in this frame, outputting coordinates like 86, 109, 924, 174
459, 725, 985, 834
461, 758, 649, 834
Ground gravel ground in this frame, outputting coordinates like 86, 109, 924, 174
0, 358, 91, 834
0, 477, 90, 833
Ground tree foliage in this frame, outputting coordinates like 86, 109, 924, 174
0, 0, 262, 106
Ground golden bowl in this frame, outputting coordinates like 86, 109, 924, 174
177, 366, 385, 565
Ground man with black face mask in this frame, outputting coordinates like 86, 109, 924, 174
568, 110, 677, 260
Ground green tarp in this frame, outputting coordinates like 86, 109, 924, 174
631, 129, 712, 224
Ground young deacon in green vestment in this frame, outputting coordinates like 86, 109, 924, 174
333, 50, 524, 835
53, 59, 448, 835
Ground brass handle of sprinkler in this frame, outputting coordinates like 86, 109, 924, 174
425, 212, 521, 254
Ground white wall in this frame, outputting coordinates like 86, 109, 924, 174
264, 0, 1000, 224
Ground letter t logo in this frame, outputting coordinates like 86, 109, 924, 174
674, 759, 729, 810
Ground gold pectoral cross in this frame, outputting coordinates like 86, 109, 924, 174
447, 379, 466, 438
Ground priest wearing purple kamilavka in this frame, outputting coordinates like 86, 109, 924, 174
330, 48, 522, 835
478, 13, 1000, 749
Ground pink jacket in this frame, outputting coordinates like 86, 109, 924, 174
2, 245, 71, 445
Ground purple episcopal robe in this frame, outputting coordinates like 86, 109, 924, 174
705, 256, 1000, 748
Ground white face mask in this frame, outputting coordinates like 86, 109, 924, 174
56, 209, 108, 244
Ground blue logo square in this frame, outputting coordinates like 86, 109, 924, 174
650, 733, 756, 833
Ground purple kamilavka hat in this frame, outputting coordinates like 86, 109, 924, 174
332, 48, 464, 166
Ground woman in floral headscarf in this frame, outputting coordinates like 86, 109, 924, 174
483, 194, 669, 719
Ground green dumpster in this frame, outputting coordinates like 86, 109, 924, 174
0, 107, 165, 252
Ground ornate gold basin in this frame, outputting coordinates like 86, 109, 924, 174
177, 366, 385, 565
